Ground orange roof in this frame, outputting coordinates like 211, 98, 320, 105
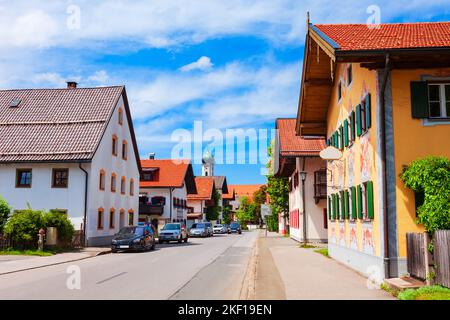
222, 189, 235, 200
313, 22, 450, 52
228, 184, 265, 201
276, 118, 325, 156
187, 177, 215, 200
140, 159, 191, 188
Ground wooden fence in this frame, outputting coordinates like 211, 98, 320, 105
434, 230, 450, 288
406, 232, 427, 281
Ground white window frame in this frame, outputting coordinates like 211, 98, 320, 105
361, 183, 368, 220
348, 190, 354, 221
428, 83, 450, 119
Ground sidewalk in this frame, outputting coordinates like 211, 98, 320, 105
0, 247, 110, 275
253, 231, 394, 300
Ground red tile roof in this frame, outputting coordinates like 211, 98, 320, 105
228, 184, 265, 201
140, 159, 192, 188
187, 177, 215, 200
222, 189, 235, 200
314, 22, 450, 51
276, 119, 326, 156
0, 86, 126, 162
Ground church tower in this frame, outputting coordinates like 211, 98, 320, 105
202, 148, 214, 177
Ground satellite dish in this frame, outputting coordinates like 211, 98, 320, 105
320, 146, 342, 161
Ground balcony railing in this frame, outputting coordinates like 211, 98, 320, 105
139, 203, 164, 215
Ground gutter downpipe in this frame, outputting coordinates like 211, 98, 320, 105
79, 163, 88, 247
380, 53, 391, 279
301, 157, 307, 244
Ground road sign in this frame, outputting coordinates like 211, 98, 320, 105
261, 204, 271, 218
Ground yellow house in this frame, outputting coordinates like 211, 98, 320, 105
295, 21, 450, 280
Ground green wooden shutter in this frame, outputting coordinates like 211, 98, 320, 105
344, 190, 349, 219
367, 181, 374, 219
410, 81, 429, 119
357, 185, 363, 219
339, 126, 344, 150
343, 119, 349, 147
328, 196, 332, 219
351, 186, 357, 220
326, 138, 330, 146
334, 131, 338, 148
350, 111, 356, 141
356, 104, 362, 136
332, 194, 337, 220
365, 94, 372, 129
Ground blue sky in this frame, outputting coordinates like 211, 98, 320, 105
0, 0, 449, 184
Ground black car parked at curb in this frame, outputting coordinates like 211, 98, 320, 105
111, 226, 155, 252
229, 222, 242, 234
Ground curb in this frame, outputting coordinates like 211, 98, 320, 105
239, 231, 259, 300
0, 250, 111, 276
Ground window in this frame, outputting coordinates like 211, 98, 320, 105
130, 178, 134, 196
99, 170, 106, 190
118, 108, 123, 125
52, 168, 69, 188
141, 169, 156, 181
338, 81, 342, 101
314, 170, 327, 202
356, 94, 371, 136
348, 189, 354, 221
428, 84, 450, 118
347, 64, 353, 86
119, 209, 125, 228
346, 111, 356, 146
16, 169, 32, 188
121, 176, 126, 194
112, 135, 118, 156
122, 140, 128, 160
111, 173, 117, 192
357, 181, 374, 220
323, 209, 328, 229
97, 208, 104, 229
128, 210, 134, 226
109, 208, 115, 229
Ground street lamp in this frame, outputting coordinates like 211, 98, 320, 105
300, 171, 307, 245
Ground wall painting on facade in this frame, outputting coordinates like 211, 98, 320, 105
339, 223, 346, 246
349, 224, 358, 250
330, 225, 337, 244
359, 133, 372, 182
362, 224, 374, 255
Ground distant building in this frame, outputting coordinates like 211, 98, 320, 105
139, 158, 197, 231
187, 176, 216, 227
273, 118, 327, 242
0, 84, 141, 246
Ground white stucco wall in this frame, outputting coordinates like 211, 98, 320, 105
289, 157, 327, 242
139, 186, 188, 223
0, 163, 87, 230
87, 95, 140, 245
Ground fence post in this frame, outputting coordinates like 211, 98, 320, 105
423, 233, 434, 285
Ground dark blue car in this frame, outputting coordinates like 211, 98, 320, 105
229, 222, 242, 234
111, 226, 155, 252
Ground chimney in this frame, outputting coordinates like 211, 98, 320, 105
149, 153, 156, 159
66, 81, 78, 89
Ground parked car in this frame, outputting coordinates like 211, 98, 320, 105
229, 222, 242, 234
223, 224, 231, 234
213, 224, 228, 234
158, 223, 188, 244
189, 223, 209, 237
204, 222, 214, 237
111, 225, 155, 252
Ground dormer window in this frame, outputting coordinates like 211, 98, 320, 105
141, 168, 158, 181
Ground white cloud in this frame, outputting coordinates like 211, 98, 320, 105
180, 56, 213, 72
32, 72, 66, 87
87, 70, 109, 85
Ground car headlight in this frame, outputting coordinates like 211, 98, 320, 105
112, 240, 117, 244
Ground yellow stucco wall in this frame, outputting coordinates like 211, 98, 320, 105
391, 68, 450, 257
326, 63, 381, 257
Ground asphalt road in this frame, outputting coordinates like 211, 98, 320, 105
0, 230, 258, 300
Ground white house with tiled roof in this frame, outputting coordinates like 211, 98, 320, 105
0, 83, 141, 246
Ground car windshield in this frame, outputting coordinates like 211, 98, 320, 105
231, 222, 240, 228
214, 225, 222, 228
163, 224, 180, 230
118, 227, 144, 236
192, 223, 205, 229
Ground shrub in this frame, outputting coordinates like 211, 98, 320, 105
0, 196, 11, 233
397, 285, 450, 300
400, 156, 450, 233
44, 210, 75, 244
4, 209, 45, 248
241, 223, 249, 231
266, 213, 279, 232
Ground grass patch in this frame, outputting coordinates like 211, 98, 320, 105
0, 249, 54, 257
314, 248, 329, 257
380, 283, 399, 297
300, 243, 317, 249
397, 285, 450, 300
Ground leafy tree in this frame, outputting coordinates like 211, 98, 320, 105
236, 196, 256, 223
222, 206, 231, 224
400, 156, 450, 234
45, 210, 75, 244
0, 196, 10, 233
253, 185, 267, 225
206, 188, 221, 221
4, 209, 46, 248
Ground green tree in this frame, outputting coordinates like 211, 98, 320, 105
4, 209, 45, 248
400, 156, 450, 234
253, 185, 267, 225
45, 210, 75, 244
206, 188, 221, 221
236, 196, 256, 223
222, 206, 231, 224
0, 196, 11, 233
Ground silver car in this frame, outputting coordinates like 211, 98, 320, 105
189, 223, 209, 238
213, 224, 228, 234
158, 223, 188, 244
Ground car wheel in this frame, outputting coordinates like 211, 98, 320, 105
151, 241, 155, 251
184, 236, 188, 243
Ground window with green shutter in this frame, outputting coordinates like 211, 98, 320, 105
365, 93, 372, 129
340, 191, 345, 220
366, 181, 374, 219
356, 104, 362, 136
328, 196, 332, 220
357, 185, 363, 219
344, 190, 349, 219
410, 81, 429, 118
350, 111, 356, 142
351, 186, 357, 220
343, 119, 349, 147
339, 125, 344, 150
332, 194, 337, 220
